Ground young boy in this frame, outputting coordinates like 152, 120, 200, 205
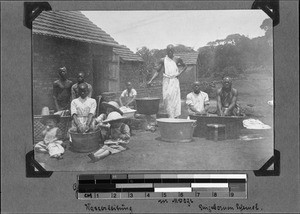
95, 101, 123, 125
119, 82, 137, 109
34, 114, 64, 159
88, 111, 130, 162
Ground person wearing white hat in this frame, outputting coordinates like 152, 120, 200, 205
88, 111, 130, 162
34, 110, 64, 159
95, 101, 123, 131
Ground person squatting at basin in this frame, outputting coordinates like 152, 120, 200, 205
119, 81, 137, 109
69, 83, 98, 133
217, 76, 241, 116
186, 81, 210, 116
88, 111, 131, 162
71, 72, 93, 100
34, 114, 65, 159
147, 44, 187, 118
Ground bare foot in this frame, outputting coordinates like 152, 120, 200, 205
56, 155, 63, 160
88, 153, 97, 163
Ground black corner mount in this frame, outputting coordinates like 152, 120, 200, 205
252, 0, 280, 27
26, 150, 53, 177
24, 2, 52, 29
254, 149, 280, 176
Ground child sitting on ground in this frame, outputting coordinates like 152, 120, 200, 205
34, 114, 65, 159
88, 111, 130, 162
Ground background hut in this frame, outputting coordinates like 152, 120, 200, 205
32, 11, 143, 114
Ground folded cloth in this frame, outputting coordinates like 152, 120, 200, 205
243, 119, 271, 130
54, 110, 70, 116
240, 135, 264, 141
120, 106, 134, 112
101, 145, 126, 154
104, 139, 129, 145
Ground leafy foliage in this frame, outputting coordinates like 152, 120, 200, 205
136, 18, 273, 82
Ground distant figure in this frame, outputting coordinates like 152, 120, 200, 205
71, 72, 93, 100
147, 44, 187, 118
119, 82, 137, 109
53, 67, 72, 112
34, 114, 64, 159
70, 83, 97, 133
88, 111, 130, 162
217, 76, 240, 116
186, 81, 210, 115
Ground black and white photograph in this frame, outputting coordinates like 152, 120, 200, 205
2, 1, 299, 213
32, 10, 274, 171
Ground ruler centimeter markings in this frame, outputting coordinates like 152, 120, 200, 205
77, 174, 247, 199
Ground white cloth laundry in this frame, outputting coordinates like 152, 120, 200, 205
243, 118, 271, 130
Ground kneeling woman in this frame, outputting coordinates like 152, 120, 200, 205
88, 111, 130, 162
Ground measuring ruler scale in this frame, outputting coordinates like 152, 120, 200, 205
76, 174, 247, 199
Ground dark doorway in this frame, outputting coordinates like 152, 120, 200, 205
92, 57, 108, 96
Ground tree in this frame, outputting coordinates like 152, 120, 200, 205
136, 47, 156, 84
260, 18, 272, 46
173, 44, 196, 53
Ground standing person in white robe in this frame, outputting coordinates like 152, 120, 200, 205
147, 45, 187, 118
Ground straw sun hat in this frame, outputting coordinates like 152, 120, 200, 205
40, 107, 60, 125
103, 112, 124, 123
102, 101, 123, 115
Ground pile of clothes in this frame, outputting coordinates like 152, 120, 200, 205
242, 118, 271, 130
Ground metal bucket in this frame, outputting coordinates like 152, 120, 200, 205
157, 118, 196, 142
136, 97, 160, 115
69, 129, 102, 153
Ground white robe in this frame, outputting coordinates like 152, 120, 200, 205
163, 56, 181, 118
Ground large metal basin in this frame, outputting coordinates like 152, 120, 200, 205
69, 129, 102, 153
157, 118, 196, 143
136, 97, 160, 115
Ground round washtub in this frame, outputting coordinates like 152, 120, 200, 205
69, 129, 102, 153
156, 118, 197, 142
136, 97, 160, 115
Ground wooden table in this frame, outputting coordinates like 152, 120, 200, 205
189, 115, 245, 139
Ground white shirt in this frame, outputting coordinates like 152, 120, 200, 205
71, 97, 96, 117
186, 91, 209, 114
121, 89, 137, 98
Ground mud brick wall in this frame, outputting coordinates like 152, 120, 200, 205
119, 62, 144, 91
32, 34, 112, 114
33, 35, 92, 114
